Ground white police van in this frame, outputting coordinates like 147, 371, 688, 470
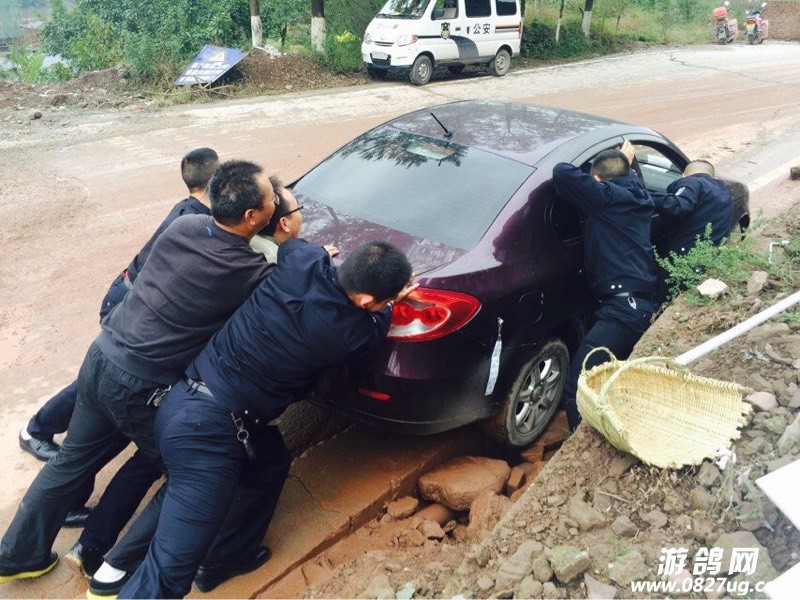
361, 0, 523, 85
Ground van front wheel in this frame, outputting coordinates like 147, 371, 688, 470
410, 55, 432, 86
490, 49, 511, 77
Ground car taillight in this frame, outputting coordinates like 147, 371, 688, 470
388, 288, 480, 341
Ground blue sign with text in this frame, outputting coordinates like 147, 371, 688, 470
175, 44, 247, 86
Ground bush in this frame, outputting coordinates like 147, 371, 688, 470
324, 0, 384, 38
5, 45, 75, 84
320, 30, 363, 73
521, 19, 619, 59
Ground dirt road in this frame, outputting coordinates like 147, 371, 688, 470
0, 41, 799, 596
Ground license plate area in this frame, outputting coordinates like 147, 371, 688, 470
371, 52, 389, 60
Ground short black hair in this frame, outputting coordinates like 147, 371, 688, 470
181, 148, 219, 192
260, 176, 289, 236
208, 160, 269, 226
590, 149, 630, 181
338, 241, 412, 302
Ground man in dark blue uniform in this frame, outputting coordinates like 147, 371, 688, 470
14, 148, 219, 579
553, 141, 659, 431
652, 159, 733, 300
117, 239, 416, 599
0, 159, 276, 585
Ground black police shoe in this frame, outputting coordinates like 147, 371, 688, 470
0, 552, 59, 584
64, 541, 103, 578
63, 506, 92, 528
193, 546, 272, 593
87, 572, 131, 600
18, 429, 60, 461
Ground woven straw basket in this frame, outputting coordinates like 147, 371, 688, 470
576, 348, 752, 468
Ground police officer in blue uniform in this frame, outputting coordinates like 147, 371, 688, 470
118, 239, 416, 599
652, 159, 734, 300
553, 141, 659, 431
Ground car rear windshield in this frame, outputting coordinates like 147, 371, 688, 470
293, 128, 532, 250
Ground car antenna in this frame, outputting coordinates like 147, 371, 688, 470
430, 112, 453, 138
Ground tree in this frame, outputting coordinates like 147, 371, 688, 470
311, 0, 327, 53
581, 0, 594, 37
250, 0, 263, 47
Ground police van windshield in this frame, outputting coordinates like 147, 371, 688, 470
377, 0, 432, 19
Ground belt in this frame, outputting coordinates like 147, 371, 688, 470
184, 377, 280, 426
122, 269, 133, 290
608, 291, 656, 302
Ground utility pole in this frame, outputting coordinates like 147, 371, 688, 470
250, 0, 263, 48
582, 0, 594, 37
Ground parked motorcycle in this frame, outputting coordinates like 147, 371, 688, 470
745, 2, 769, 44
713, 2, 738, 45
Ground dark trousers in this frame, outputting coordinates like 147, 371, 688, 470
119, 382, 291, 599
0, 343, 162, 571
562, 295, 658, 431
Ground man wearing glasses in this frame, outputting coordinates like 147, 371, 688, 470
250, 186, 338, 263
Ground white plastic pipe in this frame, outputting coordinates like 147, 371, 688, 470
675, 289, 800, 365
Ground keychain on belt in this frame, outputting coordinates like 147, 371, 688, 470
231, 413, 257, 460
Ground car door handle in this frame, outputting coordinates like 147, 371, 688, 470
455, 27, 461, 31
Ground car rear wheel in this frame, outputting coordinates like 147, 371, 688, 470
490, 49, 511, 77
484, 339, 569, 447
410, 55, 432, 86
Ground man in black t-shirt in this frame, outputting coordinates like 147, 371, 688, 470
0, 160, 276, 585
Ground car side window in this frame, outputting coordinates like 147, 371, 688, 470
632, 143, 685, 193
495, 0, 517, 16
466, 0, 491, 17
432, 0, 459, 19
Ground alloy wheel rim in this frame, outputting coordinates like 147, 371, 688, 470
513, 354, 563, 435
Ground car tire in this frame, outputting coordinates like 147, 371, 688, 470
447, 64, 466, 74
409, 55, 432, 86
490, 49, 511, 77
484, 339, 569, 447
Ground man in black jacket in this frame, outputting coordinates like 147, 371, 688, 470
652, 159, 733, 301
0, 160, 276, 584
553, 141, 659, 431
118, 240, 416, 599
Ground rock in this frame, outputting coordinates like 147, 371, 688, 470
608, 454, 638, 476
640, 509, 668, 528
476, 575, 494, 593
418, 519, 445, 540
362, 573, 395, 599
748, 372, 775, 392
418, 456, 510, 511
777, 414, 800, 454
611, 515, 638, 538
743, 436, 766, 456
395, 583, 415, 599
667, 569, 695, 598
608, 549, 649, 586
495, 541, 541, 588
386, 496, 419, 519
593, 488, 613, 513
584, 573, 617, 599
764, 415, 788, 435
690, 486, 716, 511
789, 390, 800, 410
697, 462, 721, 487
516, 461, 546, 481
730, 550, 778, 598
746, 391, 778, 412
792, 166, 800, 180
517, 576, 542, 599
532, 554, 553, 583
31, 110, 43, 120
746, 271, 768, 295
697, 278, 728, 298
746, 323, 791, 345
712, 531, 766, 575
302, 560, 334, 587
506, 466, 527, 495
567, 493, 605, 531
765, 344, 794, 366
547, 545, 591, 583
395, 528, 427, 548
542, 582, 558, 598
467, 490, 512, 539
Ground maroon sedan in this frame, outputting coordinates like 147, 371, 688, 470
292, 100, 749, 447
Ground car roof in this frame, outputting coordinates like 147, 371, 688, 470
386, 100, 637, 167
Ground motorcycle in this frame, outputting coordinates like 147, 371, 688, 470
745, 2, 769, 44
713, 3, 738, 45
